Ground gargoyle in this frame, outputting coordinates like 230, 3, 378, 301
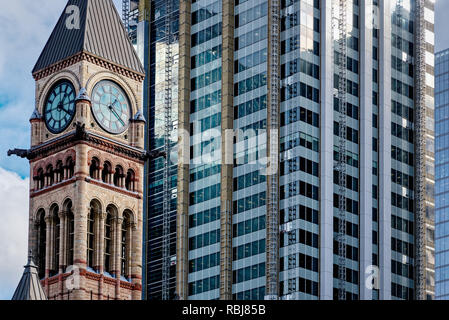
7, 148, 31, 159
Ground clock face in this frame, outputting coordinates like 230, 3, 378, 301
44, 81, 76, 134
91, 80, 131, 134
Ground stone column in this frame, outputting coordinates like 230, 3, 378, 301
44, 215, 52, 278
95, 166, 101, 181
98, 212, 106, 300
73, 144, 89, 300
59, 212, 66, 300
63, 165, 68, 180
44, 215, 52, 297
58, 212, 66, 273
109, 169, 114, 185
131, 213, 142, 300
49, 217, 55, 274
114, 217, 123, 300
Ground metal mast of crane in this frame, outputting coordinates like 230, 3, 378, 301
333, 0, 348, 300
266, 0, 280, 300
122, 0, 130, 33
414, 0, 426, 300
162, 0, 174, 301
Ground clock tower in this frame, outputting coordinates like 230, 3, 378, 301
9, 0, 146, 300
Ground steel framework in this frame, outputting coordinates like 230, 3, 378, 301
122, 0, 130, 33
265, 0, 281, 300
414, 0, 426, 300
333, 0, 348, 300
161, 0, 174, 301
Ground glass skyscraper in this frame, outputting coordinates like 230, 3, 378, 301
124, 0, 180, 299
124, 0, 436, 300
435, 49, 449, 300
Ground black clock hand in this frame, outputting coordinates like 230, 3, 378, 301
109, 100, 125, 125
57, 102, 74, 116
58, 94, 69, 107
111, 99, 121, 114
108, 105, 125, 126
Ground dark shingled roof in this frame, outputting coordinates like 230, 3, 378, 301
32, 0, 144, 75
12, 254, 47, 300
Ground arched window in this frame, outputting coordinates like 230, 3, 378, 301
114, 165, 124, 188
121, 211, 131, 278
125, 169, 135, 192
36, 209, 46, 279
64, 200, 74, 267
36, 168, 45, 190
64, 157, 75, 179
46, 165, 54, 187
89, 157, 100, 180
102, 162, 112, 184
104, 209, 113, 274
87, 200, 101, 270
50, 204, 60, 276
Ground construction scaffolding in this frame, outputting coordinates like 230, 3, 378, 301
122, 0, 130, 33
333, 0, 348, 300
414, 0, 426, 300
266, 0, 280, 300
122, 0, 139, 44
162, 0, 174, 301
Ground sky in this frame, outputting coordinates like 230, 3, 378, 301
0, 0, 447, 300
435, 0, 449, 53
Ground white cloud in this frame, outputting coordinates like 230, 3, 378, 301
0, 167, 29, 300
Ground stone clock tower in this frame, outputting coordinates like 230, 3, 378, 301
9, 0, 147, 300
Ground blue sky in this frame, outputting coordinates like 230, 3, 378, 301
0, 0, 447, 300
436, 0, 449, 52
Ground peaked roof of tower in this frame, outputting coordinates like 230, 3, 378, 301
12, 254, 47, 300
32, 0, 144, 76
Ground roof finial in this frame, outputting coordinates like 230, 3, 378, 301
26, 249, 37, 267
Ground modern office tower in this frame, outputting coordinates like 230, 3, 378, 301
123, 0, 180, 299
435, 49, 449, 300
126, 0, 436, 300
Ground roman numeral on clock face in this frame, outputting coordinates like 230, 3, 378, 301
91, 80, 131, 134
44, 81, 76, 134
